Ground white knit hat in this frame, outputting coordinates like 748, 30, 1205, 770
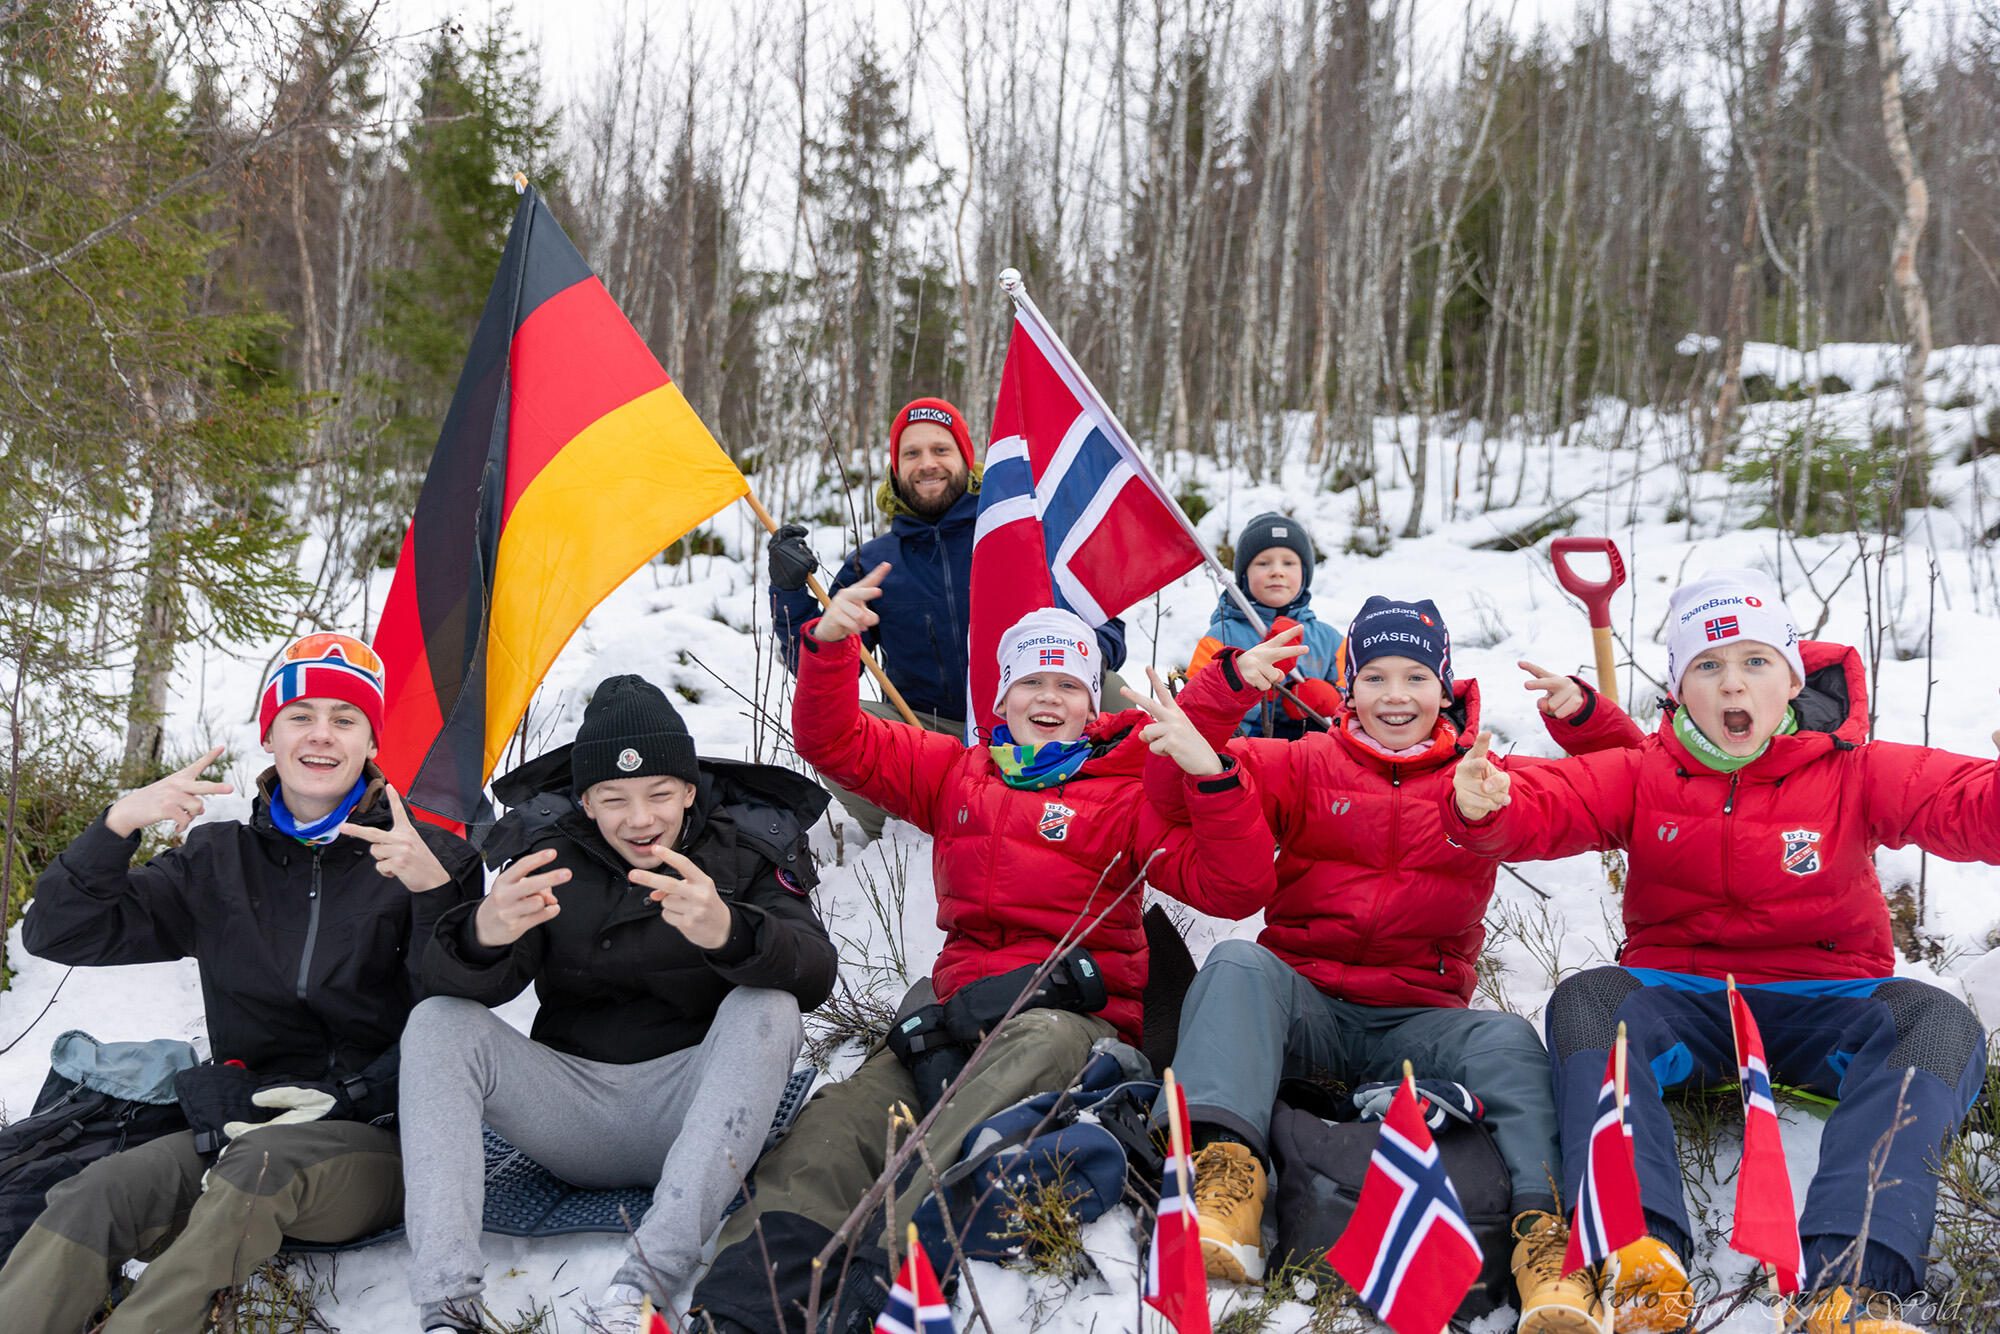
993, 608, 1102, 714
1665, 569, 1805, 696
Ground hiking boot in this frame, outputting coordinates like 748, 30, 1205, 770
1608, 1236, 1693, 1332
1790, 1286, 1925, 1334
1511, 1211, 1606, 1333
1189, 1140, 1267, 1282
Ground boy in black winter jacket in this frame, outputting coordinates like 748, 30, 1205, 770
0, 632, 484, 1334
401, 676, 838, 1334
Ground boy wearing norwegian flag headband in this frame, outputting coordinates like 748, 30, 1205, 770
0, 633, 483, 1334
1447, 570, 1991, 1330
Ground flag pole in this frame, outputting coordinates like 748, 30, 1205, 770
995, 269, 1327, 727
1163, 1066, 1187, 1164
740, 489, 923, 728
996, 269, 1261, 628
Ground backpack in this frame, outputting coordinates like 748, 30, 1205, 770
0, 1031, 196, 1264
911, 1047, 1162, 1271
1267, 1085, 1514, 1318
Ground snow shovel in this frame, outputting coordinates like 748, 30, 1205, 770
1550, 537, 1627, 708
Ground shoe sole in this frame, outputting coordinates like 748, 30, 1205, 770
1520, 1302, 1608, 1334
1200, 1237, 1266, 1283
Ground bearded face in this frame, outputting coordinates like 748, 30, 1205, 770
895, 423, 970, 518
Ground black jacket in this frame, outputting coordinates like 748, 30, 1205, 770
25, 768, 483, 1087
422, 748, 839, 1065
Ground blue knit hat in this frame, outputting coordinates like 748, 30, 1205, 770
1344, 597, 1453, 697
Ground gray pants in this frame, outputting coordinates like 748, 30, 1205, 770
399, 989, 804, 1307
1164, 938, 1561, 1216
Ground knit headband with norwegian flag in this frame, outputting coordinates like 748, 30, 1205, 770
258, 634, 387, 740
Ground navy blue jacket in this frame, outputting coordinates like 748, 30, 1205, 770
771, 491, 1127, 721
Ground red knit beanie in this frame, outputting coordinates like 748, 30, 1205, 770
888, 397, 975, 477
258, 633, 387, 741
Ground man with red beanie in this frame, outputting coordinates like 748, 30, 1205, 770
769, 396, 1127, 840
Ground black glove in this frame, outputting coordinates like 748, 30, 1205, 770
885, 1002, 965, 1111
942, 946, 1110, 1046
767, 522, 819, 592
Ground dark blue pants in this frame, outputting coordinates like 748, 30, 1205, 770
1544, 967, 1986, 1295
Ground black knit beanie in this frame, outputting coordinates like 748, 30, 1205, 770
1232, 512, 1316, 595
571, 675, 699, 793
1343, 596, 1454, 699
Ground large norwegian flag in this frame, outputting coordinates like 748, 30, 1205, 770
1145, 1076, 1211, 1334
1562, 1026, 1646, 1275
970, 296, 1208, 734
1727, 981, 1805, 1294
1328, 1073, 1483, 1334
875, 1226, 956, 1334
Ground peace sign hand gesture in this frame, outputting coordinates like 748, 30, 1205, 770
1452, 732, 1513, 821
338, 786, 453, 892
1123, 667, 1225, 777
810, 563, 892, 643
628, 848, 733, 951
473, 848, 569, 948
106, 746, 235, 839
1235, 623, 1308, 690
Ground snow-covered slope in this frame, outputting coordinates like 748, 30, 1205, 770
4, 342, 1997, 1331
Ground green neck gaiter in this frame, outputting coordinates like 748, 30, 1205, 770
1673, 705, 1799, 773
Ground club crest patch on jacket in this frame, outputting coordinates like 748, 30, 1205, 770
1781, 828, 1823, 876
1038, 801, 1076, 842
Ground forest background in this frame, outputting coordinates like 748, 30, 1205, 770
2, 0, 1995, 967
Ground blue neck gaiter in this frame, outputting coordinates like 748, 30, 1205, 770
270, 776, 368, 846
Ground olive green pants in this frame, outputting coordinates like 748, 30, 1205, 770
0, 1121, 402, 1334
694, 1009, 1114, 1333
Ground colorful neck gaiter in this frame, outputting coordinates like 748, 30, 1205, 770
270, 776, 368, 845
1673, 706, 1799, 774
988, 725, 1093, 791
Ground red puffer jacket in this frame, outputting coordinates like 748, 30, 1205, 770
1150, 652, 1643, 1007
1440, 640, 2000, 982
794, 626, 1275, 1043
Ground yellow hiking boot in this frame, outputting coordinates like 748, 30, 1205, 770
1608, 1236, 1694, 1332
1790, 1287, 1925, 1334
1189, 1140, 1266, 1282
1510, 1210, 1606, 1334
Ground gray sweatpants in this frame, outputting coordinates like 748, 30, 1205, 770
399, 989, 804, 1307
1162, 938, 1561, 1217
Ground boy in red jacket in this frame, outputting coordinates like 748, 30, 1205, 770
1151, 597, 1641, 1332
1447, 570, 1990, 1333
690, 565, 1289, 1334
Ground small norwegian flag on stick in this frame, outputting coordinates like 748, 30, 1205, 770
638, 1294, 673, 1333
1327, 1063, 1484, 1334
1144, 1070, 1212, 1334
874, 1225, 956, 1334
1563, 1022, 1647, 1276
1726, 978, 1805, 1295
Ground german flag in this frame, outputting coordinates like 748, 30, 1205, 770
372, 185, 746, 824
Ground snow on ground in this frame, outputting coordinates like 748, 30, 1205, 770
5, 342, 2000, 1331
